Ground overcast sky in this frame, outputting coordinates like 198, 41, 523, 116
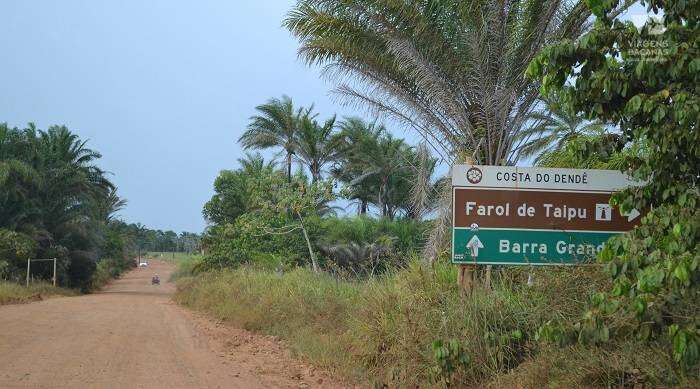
0, 1, 649, 233
0, 0, 372, 233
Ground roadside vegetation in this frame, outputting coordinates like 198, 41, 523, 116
0, 281, 77, 306
177, 262, 693, 387
177, 0, 698, 387
0, 123, 200, 294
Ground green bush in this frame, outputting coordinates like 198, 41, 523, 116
0, 229, 37, 281
89, 257, 134, 290
529, 0, 700, 371
319, 216, 429, 254
199, 215, 430, 275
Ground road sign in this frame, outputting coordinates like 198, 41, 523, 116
452, 165, 644, 265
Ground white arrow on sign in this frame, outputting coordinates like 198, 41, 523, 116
467, 235, 484, 258
622, 209, 641, 222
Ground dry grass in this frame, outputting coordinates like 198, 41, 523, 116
174, 262, 691, 387
0, 281, 76, 305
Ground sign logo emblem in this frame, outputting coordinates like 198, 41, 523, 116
466, 167, 483, 184
595, 203, 612, 221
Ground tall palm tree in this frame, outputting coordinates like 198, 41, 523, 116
351, 133, 411, 220
334, 117, 384, 215
1, 123, 119, 287
286, 0, 631, 259
0, 123, 39, 229
239, 96, 309, 182
286, 0, 630, 165
514, 98, 604, 164
294, 114, 342, 183
34, 126, 114, 234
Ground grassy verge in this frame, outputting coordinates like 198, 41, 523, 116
145, 252, 203, 281
1, 257, 135, 304
174, 261, 692, 387
0, 281, 77, 306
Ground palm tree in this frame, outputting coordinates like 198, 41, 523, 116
406, 142, 441, 220
239, 96, 309, 182
286, 0, 629, 165
286, 0, 631, 259
237, 152, 276, 177
97, 188, 127, 222
351, 133, 411, 220
514, 98, 605, 164
0, 123, 39, 230
1, 123, 120, 287
334, 117, 384, 215
34, 126, 114, 235
294, 114, 343, 183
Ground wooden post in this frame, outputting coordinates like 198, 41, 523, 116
26, 259, 30, 287
457, 264, 474, 294
52, 258, 57, 287
484, 265, 492, 289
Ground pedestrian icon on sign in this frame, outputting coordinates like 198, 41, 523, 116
595, 204, 612, 221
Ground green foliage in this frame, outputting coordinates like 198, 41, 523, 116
200, 167, 335, 271
202, 153, 274, 225
1, 123, 115, 288
0, 229, 37, 280
238, 95, 309, 181
515, 95, 606, 164
320, 216, 429, 255
204, 101, 442, 274
1, 122, 192, 290
176, 262, 694, 387
431, 339, 470, 387
537, 132, 648, 170
200, 213, 310, 270
528, 0, 699, 371
334, 117, 439, 219
200, 156, 430, 275
90, 257, 134, 290
284, 0, 614, 165
294, 113, 343, 183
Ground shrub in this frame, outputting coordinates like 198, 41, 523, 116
0, 229, 37, 281
89, 257, 134, 290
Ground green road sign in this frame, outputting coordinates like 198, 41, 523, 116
452, 228, 618, 265
451, 165, 643, 265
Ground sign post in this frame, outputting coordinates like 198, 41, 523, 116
452, 165, 643, 266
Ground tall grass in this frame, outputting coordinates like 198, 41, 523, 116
0, 281, 76, 305
174, 261, 689, 387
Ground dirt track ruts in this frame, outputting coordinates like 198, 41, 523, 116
0, 260, 344, 389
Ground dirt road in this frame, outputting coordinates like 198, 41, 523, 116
0, 260, 343, 389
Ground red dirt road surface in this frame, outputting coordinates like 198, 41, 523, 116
0, 260, 344, 389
